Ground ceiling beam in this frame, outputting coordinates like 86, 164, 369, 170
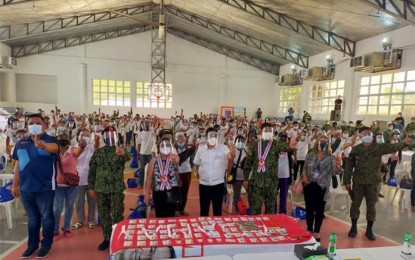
167, 28, 279, 75
11, 24, 152, 57
0, 2, 155, 42
365, 0, 415, 24
0, 0, 31, 5
216, 0, 356, 57
165, 5, 308, 68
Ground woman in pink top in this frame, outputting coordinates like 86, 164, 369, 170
53, 128, 86, 240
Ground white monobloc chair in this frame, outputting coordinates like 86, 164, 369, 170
328, 174, 349, 213
0, 173, 15, 229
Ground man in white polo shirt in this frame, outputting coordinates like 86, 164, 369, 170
194, 127, 235, 216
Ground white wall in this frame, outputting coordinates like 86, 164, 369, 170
0, 31, 276, 119
278, 25, 415, 124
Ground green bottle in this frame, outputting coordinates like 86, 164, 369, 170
328, 232, 337, 257
403, 232, 412, 255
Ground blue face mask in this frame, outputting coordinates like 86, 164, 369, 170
331, 137, 336, 143
177, 142, 185, 148
362, 135, 373, 144
318, 141, 329, 151
28, 124, 43, 135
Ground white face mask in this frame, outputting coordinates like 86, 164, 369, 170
28, 124, 43, 135
208, 137, 217, 146
262, 132, 273, 141
82, 136, 91, 144
342, 134, 348, 139
160, 147, 171, 155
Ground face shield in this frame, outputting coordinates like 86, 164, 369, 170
207, 131, 218, 146
159, 140, 172, 155
376, 135, 385, 144
103, 130, 118, 147
235, 137, 246, 150
262, 127, 274, 141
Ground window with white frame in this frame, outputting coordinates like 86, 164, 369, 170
92, 79, 131, 106
279, 86, 302, 116
136, 82, 173, 109
309, 80, 345, 115
357, 70, 415, 115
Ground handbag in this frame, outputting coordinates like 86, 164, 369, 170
399, 175, 413, 190
332, 174, 338, 189
0, 181, 14, 202
166, 187, 182, 205
57, 157, 79, 186
293, 179, 303, 194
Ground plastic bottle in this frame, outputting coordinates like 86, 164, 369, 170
402, 232, 412, 255
328, 232, 337, 258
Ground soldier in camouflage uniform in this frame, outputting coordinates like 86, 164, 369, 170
243, 123, 290, 215
383, 123, 394, 144
344, 126, 412, 241
88, 126, 131, 250
404, 116, 415, 139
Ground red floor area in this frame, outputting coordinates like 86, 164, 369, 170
4, 176, 397, 260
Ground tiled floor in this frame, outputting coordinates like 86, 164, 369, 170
1, 170, 413, 260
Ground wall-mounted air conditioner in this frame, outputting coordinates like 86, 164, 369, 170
305, 66, 335, 81
354, 49, 402, 73
350, 56, 365, 68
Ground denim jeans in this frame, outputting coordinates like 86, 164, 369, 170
138, 154, 152, 185
20, 190, 55, 250
53, 186, 77, 234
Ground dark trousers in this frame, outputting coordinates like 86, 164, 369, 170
277, 177, 289, 214
388, 159, 397, 179
179, 172, 191, 212
199, 183, 224, 216
20, 191, 55, 250
126, 131, 133, 145
411, 180, 415, 207
153, 191, 176, 218
304, 182, 326, 233
293, 160, 305, 182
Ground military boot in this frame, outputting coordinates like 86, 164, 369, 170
365, 221, 376, 241
348, 218, 358, 238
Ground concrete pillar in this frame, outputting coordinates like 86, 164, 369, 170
5, 71, 16, 102
80, 63, 87, 112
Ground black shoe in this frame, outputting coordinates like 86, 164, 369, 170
35, 247, 51, 259
348, 226, 358, 238
98, 240, 110, 251
378, 193, 385, 198
21, 247, 37, 259
365, 230, 376, 241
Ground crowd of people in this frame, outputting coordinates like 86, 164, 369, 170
3, 107, 415, 258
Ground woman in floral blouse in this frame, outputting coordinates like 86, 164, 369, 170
145, 137, 180, 218
302, 135, 342, 241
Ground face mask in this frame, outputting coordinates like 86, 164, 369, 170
388, 126, 393, 130
362, 135, 373, 144
238, 130, 244, 135
301, 135, 306, 141
160, 147, 171, 155
343, 134, 348, 139
236, 141, 245, 150
331, 137, 336, 143
293, 126, 299, 130
82, 137, 91, 144
318, 141, 329, 151
28, 124, 43, 135
262, 132, 273, 140
12, 122, 18, 129
394, 135, 400, 139
17, 134, 26, 140
58, 139, 70, 146
376, 137, 384, 144
177, 142, 185, 148
208, 137, 217, 146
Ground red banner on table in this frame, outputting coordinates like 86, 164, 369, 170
110, 214, 311, 254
